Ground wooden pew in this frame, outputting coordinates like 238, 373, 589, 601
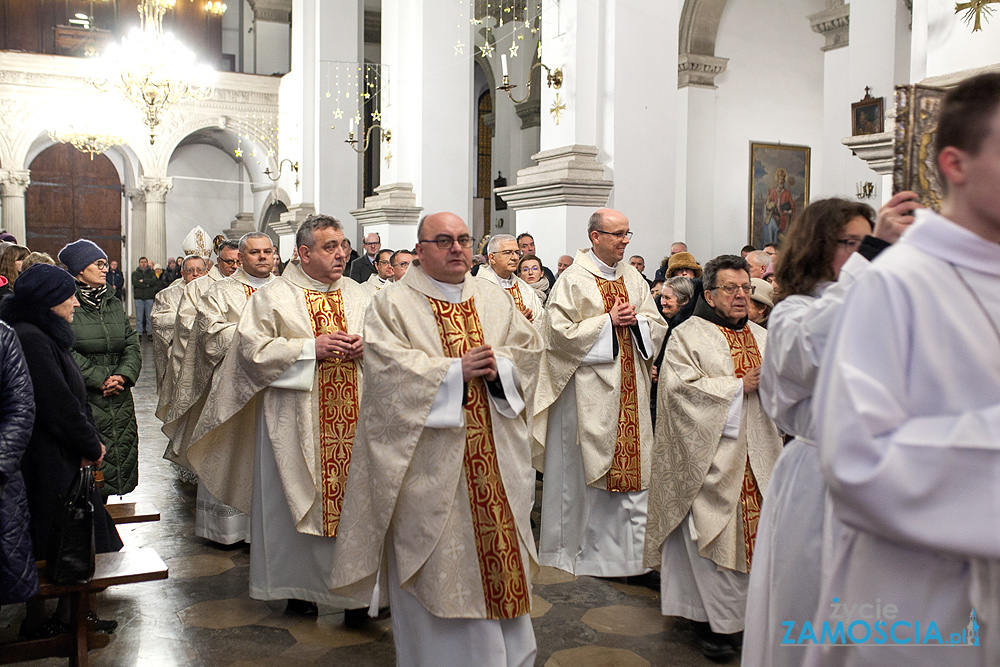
104, 501, 160, 525
0, 547, 168, 667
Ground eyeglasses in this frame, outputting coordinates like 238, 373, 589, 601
93, 260, 108, 270
712, 284, 754, 295
392, 261, 410, 269
376, 260, 391, 266
217, 258, 238, 266
494, 249, 522, 257
836, 237, 863, 250
418, 235, 474, 249
594, 229, 634, 240
363, 240, 381, 247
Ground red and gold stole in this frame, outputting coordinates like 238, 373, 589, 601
302, 289, 359, 537
242, 283, 256, 299
505, 282, 526, 312
716, 325, 764, 570
427, 296, 530, 620
595, 276, 642, 493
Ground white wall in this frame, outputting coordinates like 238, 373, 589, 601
915, 0, 1000, 80
705, 0, 826, 258
165, 145, 242, 261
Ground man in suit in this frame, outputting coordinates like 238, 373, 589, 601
349, 232, 381, 283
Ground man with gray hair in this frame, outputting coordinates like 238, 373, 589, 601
163, 231, 277, 546
746, 250, 771, 279
477, 233, 545, 329
645, 254, 781, 661
534, 207, 667, 578
187, 214, 373, 623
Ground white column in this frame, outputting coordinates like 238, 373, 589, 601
0, 169, 30, 244
371, 0, 474, 234
282, 0, 362, 241
498, 0, 680, 269
141, 176, 173, 268
127, 187, 146, 263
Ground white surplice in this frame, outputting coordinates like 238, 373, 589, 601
807, 210, 1000, 667
741, 251, 871, 667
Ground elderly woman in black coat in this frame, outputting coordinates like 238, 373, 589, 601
0, 320, 37, 606
0, 264, 122, 637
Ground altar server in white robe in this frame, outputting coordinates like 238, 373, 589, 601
645, 254, 782, 662
534, 208, 666, 577
164, 232, 276, 546
155, 237, 238, 420
807, 72, 1000, 667
151, 255, 205, 387
330, 212, 543, 666
740, 194, 916, 667
361, 248, 393, 296
476, 234, 546, 332
187, 214, 371, 621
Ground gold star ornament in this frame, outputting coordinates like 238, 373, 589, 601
550, 93, 566, 125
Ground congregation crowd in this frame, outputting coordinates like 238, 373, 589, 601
1, 73, 999, 667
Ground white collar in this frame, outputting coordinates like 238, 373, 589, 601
484, 265, 515, 288
243, 273, 271, 288
589, 250, 617, 279
426, 275, 465, 303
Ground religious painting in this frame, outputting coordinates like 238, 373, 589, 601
748, 142, 810, 249
894, 83, 948, 212
852, 92, 885, 136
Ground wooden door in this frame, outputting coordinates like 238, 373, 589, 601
25, 144, 123, 265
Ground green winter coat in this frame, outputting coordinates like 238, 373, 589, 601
70, 286, 142, 497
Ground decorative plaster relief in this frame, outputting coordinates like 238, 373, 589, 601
808, 4, 850, 51
677, 53, 729, 89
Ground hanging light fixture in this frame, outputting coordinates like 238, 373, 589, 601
89, 0, 215, 145
205, 1, 227, 16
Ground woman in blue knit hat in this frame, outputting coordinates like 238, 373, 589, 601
57, 240, 142, 498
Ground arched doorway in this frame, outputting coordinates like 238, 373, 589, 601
25, 144, 123, 262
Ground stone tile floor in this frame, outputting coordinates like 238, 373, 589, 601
1, 342, 721, 666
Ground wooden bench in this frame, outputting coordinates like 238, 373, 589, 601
104, 501, 160, 525
0, 547, 168, 667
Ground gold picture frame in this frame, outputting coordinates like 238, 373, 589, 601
748, 142, 810, 248
893, 83, 948, 212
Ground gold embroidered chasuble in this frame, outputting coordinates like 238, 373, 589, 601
475, 267, 547, 334
426, 296, 530, 619
162, 269, 274, 465
532, 249, 667, 485
185, 262, 370, 536
644, 316, 782, 573
150, 278, 185, 388
302, 288, 359, 537
329, 266, 542, 619
156, 266, 224, 421
595, 277, 643, 493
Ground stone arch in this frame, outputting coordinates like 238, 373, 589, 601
678, 0, 730, 88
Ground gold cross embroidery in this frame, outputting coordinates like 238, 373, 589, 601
956, 0, 1000, 32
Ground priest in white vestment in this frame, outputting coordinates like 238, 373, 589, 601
645, 254, 781, 662
164, 233, 277, 546
534, 208, 666, 577
361, 248, 393, 295
155, 238, 239, 420
476, 234, 546, 333
187, 214, 371, 621
329, 212, 543, 666
808, 74, 1000, 667
741, 194, 914, 667
151, 255, 204, 387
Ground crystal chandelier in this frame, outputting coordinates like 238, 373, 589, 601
205, 1, 227, 16
90, 0, 215, 145
48, 127, 124, 160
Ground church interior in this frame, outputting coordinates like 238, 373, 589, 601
1, 0, 999, 665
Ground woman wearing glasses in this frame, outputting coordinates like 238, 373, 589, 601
57, 240, 142, 498
741, 194, 916, 667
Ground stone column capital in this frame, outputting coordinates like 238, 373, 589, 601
126, 187, 146, 205
140, 176, 173, 203
248, 0, 291, 23
495, 145, 614, 211
808, 3, 850, 51
677, 54, 730, 89
0, 169, 31, 196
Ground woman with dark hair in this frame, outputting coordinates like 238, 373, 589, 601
0, 263, 123, 637
517, 253, 550, 303
741, 193, 919, 666
57, 240, 142, 498
0, 244, 30, 300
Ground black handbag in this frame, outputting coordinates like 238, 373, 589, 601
46, 465, 97, 585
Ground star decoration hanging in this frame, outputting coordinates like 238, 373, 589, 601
480, 43, 495, 58
372, 109, 382, 122
550, 93, 566, 125
234, 148, 243, 158
509, 43, 519, 58
454, 39, 465, 55
956, 0, 1000, 31
333, 108, 343, 119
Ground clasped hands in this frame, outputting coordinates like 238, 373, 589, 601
315, 331, 364, 361
462, 345, 498, 383
610, 297, 637, 327
101, 374, 126, 398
